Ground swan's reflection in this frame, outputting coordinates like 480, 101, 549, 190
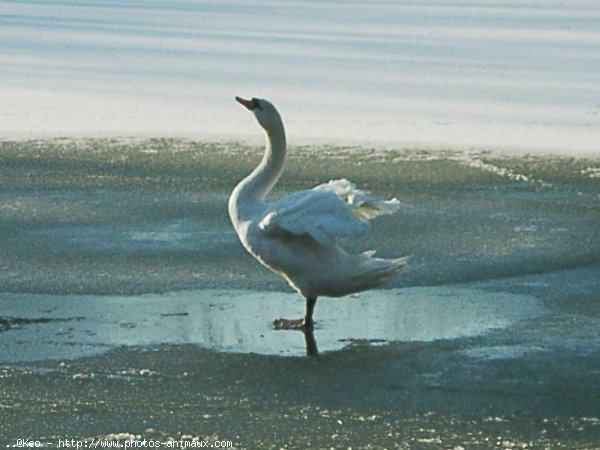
273, 324, 318, 356
303, 327, 318, 356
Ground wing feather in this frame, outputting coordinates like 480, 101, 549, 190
313, 179, 401, 220
258, 189, 369, 246
258, 179, 401, 246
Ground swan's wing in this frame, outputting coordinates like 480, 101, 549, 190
313, 178, 401, 221
258, 189, 369, 246
259, 179, 400, 246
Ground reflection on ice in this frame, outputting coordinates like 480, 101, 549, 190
0, 287, 543, 361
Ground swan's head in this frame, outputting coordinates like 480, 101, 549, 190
235, 96, 283, 133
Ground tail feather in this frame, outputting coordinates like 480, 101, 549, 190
350, 253, 409, 291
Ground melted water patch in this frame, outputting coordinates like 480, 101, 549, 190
0, 287, 543, 361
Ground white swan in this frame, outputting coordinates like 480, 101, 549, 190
229, 96, 408, 329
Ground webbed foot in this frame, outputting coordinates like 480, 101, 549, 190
273, 318, 313, 330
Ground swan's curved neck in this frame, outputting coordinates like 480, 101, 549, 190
232, 118, 286, 208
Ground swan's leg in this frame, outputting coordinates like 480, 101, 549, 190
273, 296, 318, 330
304, 296, 317, 329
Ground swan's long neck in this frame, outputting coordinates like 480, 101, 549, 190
229, 117, 286, 220
246, 124, 287, 200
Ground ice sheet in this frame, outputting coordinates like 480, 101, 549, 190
1, 1, 599, 153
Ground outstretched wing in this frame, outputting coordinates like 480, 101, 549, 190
259, 179, 400, 246
313, 178, 401, 220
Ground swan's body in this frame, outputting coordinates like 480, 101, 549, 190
229, 97, 407, 328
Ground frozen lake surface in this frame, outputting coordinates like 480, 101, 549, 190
0, 139, 599, 446
1, 0, 599, 153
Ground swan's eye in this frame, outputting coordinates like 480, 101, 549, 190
251, 98, 262, 110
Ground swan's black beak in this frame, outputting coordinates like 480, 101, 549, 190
235, 96, 255, 110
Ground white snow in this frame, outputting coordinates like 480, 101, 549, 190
0, 0, 599, 154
